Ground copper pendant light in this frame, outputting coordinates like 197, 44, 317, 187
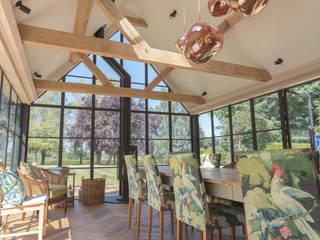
175, 33, 186, 53
208, 0, 232, 17
230, 0, 268, 16
184, 22, 223, 64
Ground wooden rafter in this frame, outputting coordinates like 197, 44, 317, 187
76, 53, 114, 88
94, 0, 150, 48
218, 12, 243, 34
34, 79, 205, 104
18, 24, 271, 82
145, 68, 173, 92
124, 16, 148, 28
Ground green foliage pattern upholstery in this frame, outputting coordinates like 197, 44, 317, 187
124, 155, 147, 202
49, 184, 67, 199
142, 154, 174, 211
237, 149, 320, 240
20, 162, 44, 180
0, 171, 26, 206
168, 153, 245, 231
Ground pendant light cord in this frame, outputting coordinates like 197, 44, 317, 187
182, 0, 186, 33
198, 0, 201, 21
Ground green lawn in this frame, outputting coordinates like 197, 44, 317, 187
68, 168, 118, 187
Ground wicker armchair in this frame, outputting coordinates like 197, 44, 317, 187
17, 165, 68, 217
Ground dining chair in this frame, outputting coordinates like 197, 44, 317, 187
237, 149, 320, 240
141, 154, 175, 240
168, 152, 246, 240
124, 154, 147, 239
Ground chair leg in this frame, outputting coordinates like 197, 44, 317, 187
43, 202, 48, 236
64, 195, 68, 215
191, 226, 194, 232
21, 212, 26, 221
231, 226, 236, 240
148, 206, 153, 240
38, 204, 45, 240
202, 231, 212, 240
242, 224, 248, 240
136, 201, 142, 239
159, 211, 164, 240
128, 197, 133, 229
216, 229, 222, 240
170, 210, 174, 234
177, 219, 183, 240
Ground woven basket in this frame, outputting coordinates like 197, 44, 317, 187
80, 176, 106, 206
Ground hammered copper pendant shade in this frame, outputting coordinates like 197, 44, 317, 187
184, 22, 223, 64
229, 0, 268, 16
175, 33, 187, 53
208, 0, 232, 17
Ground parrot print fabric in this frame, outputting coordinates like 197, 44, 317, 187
124, 155, 147, 202
141, 154, 175, 211
237, 149, 320, 240
168, 152, 245, 231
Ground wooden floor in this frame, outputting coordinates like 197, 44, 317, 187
4, 200, 245, 240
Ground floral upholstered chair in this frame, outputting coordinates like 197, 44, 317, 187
141, 154, 175, 240
237, 149, 320, 240
124, 154, 147, 239
168, 153, 245, 240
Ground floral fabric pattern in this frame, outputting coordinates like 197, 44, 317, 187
237, 149, 320, 240
0, 171, 26, 206
141, 154, 175, 211
168, 153, 245, 231
124, 155, 147, 202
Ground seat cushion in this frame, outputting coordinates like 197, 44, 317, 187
49, 184, 67, 199
0, 171, 26, 206
20, 162, 44, 180
2, 194, 47, 209
206, 203, 245, 230
160, 189, 175, 211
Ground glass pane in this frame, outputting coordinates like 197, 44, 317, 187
9, 91, 17, 131
254, 93, 281, 131
257, 130, 283, 150
0, 127, 7, 164
131, 113, 145, 139
199, 113, 212, 138
172, 140, 191, 153
148, 65, 158, 84
215, 136, 231, 166
27, 138, 59, 166
130, 139, 146, 163
64, 109, 91, 138
172, 115, 191, 139
34, 91, 61, 105
232, 101, 252, 134
65, 93, 92, 107
94, 139, 119, 165
94, 167, 118, 187
6, 133, 14, 170
68, 62, 92, 77
131, 98, 145, 111
69, 168, 90, 187
148, 114, 169, 139
200, 138, 212, 155
62, 139, 90, 166
0, 76, 10, 128
171, 102, 188, 114
15, 101, 21, 135
149, 140, 169, 164
95, 95, 120, 109
29, 107, 61, 137
96, 56, 121, 82
123, 60, 145, 84
291, 129, 311, 149
148, 87, 169, 112
109, 31, 120, 42
12, 135, 20, 170
213, 108, 229, 136
233, 134, 254, 152
94, 111, 120, 138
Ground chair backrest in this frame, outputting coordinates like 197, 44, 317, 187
168, 153, 208, 231
237, 149, 320, 240
141, 154, 162, 210
124, 154, 140, 201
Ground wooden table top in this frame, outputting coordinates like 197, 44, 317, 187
139, 166, 241, 186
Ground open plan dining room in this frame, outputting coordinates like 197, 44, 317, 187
1, 0, 320, 239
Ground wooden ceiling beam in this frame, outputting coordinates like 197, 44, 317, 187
76, 53, 115, 88
145, 68, 173, 92
94, 0, 150, 48
19, 24, 271, 82
218, 12, 243, 34
34, 79, 205, 104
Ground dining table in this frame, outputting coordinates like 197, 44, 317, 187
138, 166, 244, 203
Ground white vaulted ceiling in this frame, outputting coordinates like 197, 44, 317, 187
9, 0, 320, 114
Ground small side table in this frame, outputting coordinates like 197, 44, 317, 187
61, 172, 76, 207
